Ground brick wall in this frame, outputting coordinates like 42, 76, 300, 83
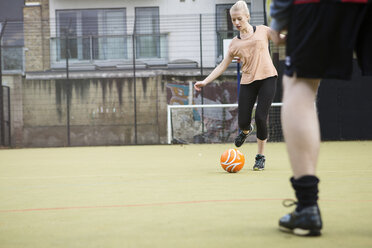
23, 0, 50, 72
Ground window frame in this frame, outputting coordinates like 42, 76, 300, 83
134, 7, 161, 59
55, 8, 127, 62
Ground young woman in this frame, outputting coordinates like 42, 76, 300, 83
194, 0, 280, 171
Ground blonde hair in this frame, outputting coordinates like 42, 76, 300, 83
230, 1, 250, 21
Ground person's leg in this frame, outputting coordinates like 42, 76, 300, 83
253, 139, 267, 171
257, 139, 266, 155
253, 77, 276, 170
279, 74, 322, 236
235, 83, 258, 147
255, 77, 277, 152
281, 74, 320, 178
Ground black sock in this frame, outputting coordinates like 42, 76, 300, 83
290, 176, 319, 212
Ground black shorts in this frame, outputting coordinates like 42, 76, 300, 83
285, 2, 372, 80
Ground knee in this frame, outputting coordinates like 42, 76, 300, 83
255, 112, 267, 127
238, 114, 252, 131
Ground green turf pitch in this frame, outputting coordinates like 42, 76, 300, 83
0, 141, 371, 248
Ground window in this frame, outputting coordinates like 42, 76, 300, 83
56, 9, 127, 61
57, 11, 78, 59
135, 7, 160, 59
103, 10, 127, 59
1, 21, 24, 72
81, 10, 99, 60
216, 4, 235, 62
215, 3, 251, 62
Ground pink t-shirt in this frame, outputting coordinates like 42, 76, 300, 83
228, 25, 277, 84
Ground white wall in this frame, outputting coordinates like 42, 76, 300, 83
49, 0, 261, 67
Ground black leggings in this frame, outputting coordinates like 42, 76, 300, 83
238, 76, 277, 140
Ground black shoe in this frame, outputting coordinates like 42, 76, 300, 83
279, 200, 322, 236
253, 154, 265, 171
234, 125, 254, 147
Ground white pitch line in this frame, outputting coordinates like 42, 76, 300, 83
0, 174, 129, 179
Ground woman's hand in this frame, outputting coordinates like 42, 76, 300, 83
194, 81, 208, 92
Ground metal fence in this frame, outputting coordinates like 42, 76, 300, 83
0, 11, 288, 147
0, 11, 279, 73
0, 86, 11, 147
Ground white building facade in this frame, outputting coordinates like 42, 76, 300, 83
48, 0, 266, 70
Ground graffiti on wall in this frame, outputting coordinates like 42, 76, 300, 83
166, 81, 240, 143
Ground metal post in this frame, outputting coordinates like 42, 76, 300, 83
0, 20, 7, 146
201, 88, 205, 139
199, 14, 205, 138
65, 32, 71, 146
0, 38, 3, 146
89, 35, 93, 61
6, 86, 10, 146
132, 24, 138, 145
199, 14, 203, 76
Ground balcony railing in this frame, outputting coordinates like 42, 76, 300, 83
50, 33, 168, 67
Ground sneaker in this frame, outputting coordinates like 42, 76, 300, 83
253, 154, 265, 171
279, 200, 322, 236
234, 124, 254, 147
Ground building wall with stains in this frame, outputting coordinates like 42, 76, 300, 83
21, 76, 169, 147
4, 72, 241, 147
